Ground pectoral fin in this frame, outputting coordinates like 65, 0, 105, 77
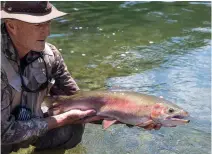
103, 119, 118, 129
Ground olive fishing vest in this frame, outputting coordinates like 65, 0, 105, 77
1, 43, 56, 118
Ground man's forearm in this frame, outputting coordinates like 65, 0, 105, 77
1, 117, 48, 145
45, 109, 96, 130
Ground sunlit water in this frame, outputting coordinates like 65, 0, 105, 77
14, 2, 211, 154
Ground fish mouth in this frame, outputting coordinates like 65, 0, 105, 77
169, 115, 190, 123
172, 115, 185, 119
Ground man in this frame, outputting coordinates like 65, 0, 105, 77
1, 1, 161, 154
1, 1, 96, 154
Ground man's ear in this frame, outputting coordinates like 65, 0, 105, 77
5, 19, 18, 35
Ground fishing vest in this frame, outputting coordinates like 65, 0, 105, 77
1, 43, 56, 118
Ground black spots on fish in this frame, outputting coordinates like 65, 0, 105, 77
168, 108, 175, 113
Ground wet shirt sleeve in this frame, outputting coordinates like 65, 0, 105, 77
49, 44, 80, 96
1, 69, 48, 144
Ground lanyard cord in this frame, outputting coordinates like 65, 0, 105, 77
19, 52, 49, 93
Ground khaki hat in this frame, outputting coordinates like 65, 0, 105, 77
1, 1, 67, 23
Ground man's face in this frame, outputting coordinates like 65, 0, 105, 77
13, 20, 51, 51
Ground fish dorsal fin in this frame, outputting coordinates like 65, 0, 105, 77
103, 119, 117, 129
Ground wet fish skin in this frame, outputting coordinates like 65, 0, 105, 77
44, 91, 190, 129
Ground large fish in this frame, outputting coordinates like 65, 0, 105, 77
44, 91, 190, 129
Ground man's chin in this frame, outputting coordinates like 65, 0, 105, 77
34, 43, 46, 51
33, 48, 45, 52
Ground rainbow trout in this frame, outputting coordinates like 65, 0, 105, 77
45, 91, 190, 129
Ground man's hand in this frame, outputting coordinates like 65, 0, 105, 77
60, 109, 96, 125
45, 109, 96, 130
143, 123, 162, 130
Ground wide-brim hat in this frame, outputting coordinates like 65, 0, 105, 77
1, 1, 67, 23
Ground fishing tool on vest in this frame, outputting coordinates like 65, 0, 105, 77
12, 105, 32, 121
11, 90, 33, 121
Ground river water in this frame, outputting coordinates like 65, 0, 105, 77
16, 1, 211, 154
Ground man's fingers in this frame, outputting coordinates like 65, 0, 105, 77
79, 109, 97, 120
143, 123, 162, 130
65, 109, 96, 120
154, 124, 162, 130
143, 123, 155, 130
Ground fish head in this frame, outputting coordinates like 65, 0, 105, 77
150, 103, 190, 127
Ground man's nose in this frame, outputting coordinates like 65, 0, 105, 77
40, 23, 51, 37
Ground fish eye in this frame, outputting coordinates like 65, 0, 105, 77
168, 108, 175, 113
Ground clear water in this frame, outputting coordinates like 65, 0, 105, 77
15, 2, 211, 154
